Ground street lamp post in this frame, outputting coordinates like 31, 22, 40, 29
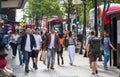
72, 0, 86, 54
68, 0, 71, 31
94, 0, 98, 36
79, 0, 86, 54
0, 0, 1, 12
72, 0, 83, 36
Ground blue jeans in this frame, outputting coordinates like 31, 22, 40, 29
47, 48, 56, 67
104, 54, 110, 68
24, 51, 32, 70
18, 48, 23, 65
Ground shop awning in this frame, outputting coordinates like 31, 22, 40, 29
103, 3, 120, 25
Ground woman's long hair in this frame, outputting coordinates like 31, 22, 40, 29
69, 31, 72, 37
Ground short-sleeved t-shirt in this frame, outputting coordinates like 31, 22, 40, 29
102, 37, 111, 51
88, 36, 98, 44
88, 36, 99, 53
33, 34, 42, 50
102, 37, 111, 55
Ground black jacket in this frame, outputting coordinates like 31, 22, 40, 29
20, 34, 36, 51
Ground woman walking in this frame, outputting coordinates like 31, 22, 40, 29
10, 30, 19, 58
67, 31, 76, 65
57, 33, 64, 65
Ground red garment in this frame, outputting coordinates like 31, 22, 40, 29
0, 57, 7, 68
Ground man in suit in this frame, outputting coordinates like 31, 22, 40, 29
20, 27, 36, 73
44, 27, 60, 70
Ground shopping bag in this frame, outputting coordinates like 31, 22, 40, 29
40, 51, 47, 61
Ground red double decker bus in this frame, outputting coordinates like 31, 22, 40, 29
89, 3, 120, 27
46, 16, 68, 33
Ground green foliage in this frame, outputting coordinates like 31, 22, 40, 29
22, 0, 64, 22
23, 0, 120, 24
76, 0, 120, 26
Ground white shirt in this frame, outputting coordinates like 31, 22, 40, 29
25, 34, 31, 52
33, 34, 42, 50
11, 34, 19, 44
48, 34, 55, 49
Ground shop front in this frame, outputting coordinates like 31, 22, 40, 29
108, 10, 120, 68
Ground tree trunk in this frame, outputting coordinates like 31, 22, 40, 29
101, 1, 111, 36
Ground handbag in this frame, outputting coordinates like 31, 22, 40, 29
0, 48, 8, 58
40, 51, 47, 61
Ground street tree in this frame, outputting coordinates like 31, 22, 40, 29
22, 0, 64, 27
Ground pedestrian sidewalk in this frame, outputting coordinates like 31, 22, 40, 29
7, 49, 119, 77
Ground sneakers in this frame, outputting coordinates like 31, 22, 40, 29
104, 67, 108, 70
33, 63, 38, 70
34, 64, 38, 70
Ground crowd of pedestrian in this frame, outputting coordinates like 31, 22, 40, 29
0, 23, 117, 76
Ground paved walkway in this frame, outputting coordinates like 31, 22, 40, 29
7, 49, 119, 77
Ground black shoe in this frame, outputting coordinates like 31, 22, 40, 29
62, 61, 64, 65
25, 69, 29, 73
50, 66, 54, 70
47, 65, 49, 69
61, 57, 64, 65
69, 63, 73, 66
96, 70, 98, 74
34, 64, 38, 70
91, 72, 95, 75
33, 63, 35, 68
58, 59, 60, 65
98, 59, 102, 61
20, 63, 23, 65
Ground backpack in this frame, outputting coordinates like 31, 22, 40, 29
89, 37, 100, 54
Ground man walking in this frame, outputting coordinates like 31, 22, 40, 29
87, 31, 100, 75
21, 27, 36, 73
31, 28, 42, 70
44, 27, 60, 70
102, 31, 115, 70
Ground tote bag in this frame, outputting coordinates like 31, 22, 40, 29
40, 51, 47, 61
